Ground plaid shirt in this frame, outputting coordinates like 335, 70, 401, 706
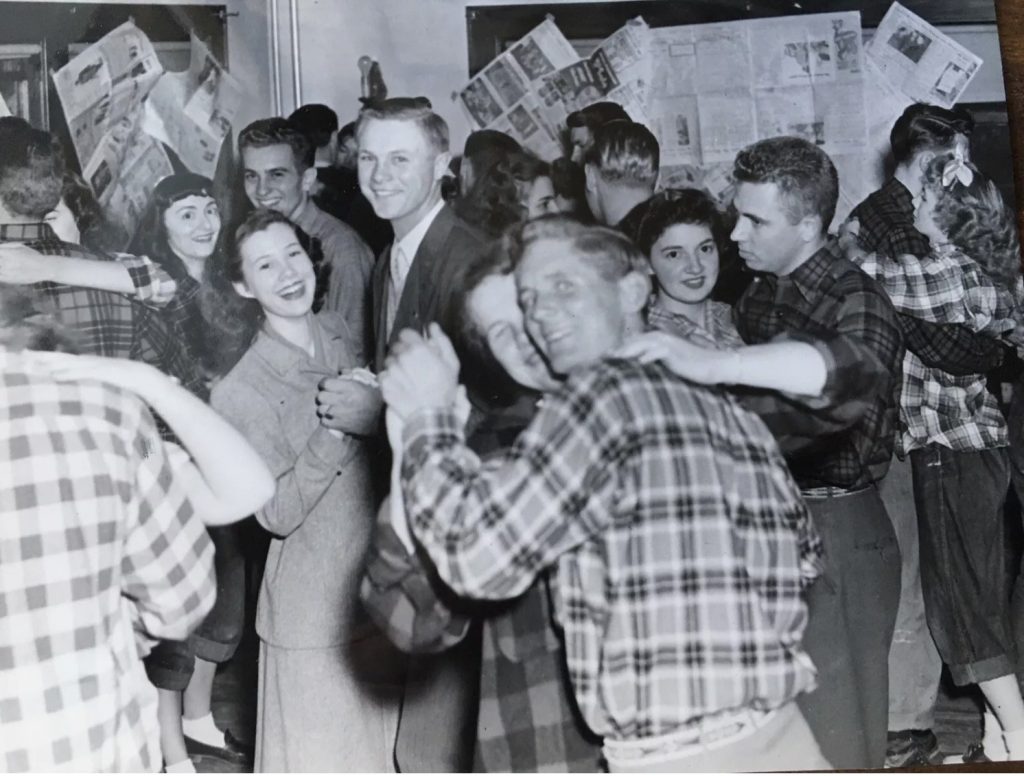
1, 223, 206, 400
400, 358, 821, 741
647, 300, 744, 349
734, 239, 904, 489
0, 351, 215, 772
361, 516, 603, 771
849, 180, 1005, 375
857, 247, 1013, 455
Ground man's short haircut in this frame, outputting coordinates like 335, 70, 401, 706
890, 103, 974, 165
733, 136, 839, 229
566, 101, 630, 131
0, 123, 64, 219
356, 97, 449, 154
238, 117, 315, 171
337, 121, 357, 145
583, 120, 660, 188
288, 103, 339, 150
511, 214, 649, 281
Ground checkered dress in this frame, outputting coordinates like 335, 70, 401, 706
856, 246, 1015, 455
0, 351, 215, 771
848, 181, 1005, 375
400, 358, 821, 741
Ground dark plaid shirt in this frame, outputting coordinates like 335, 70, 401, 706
1, 223, 206, 400
735, 238, 905, 489
850, 179, 1004, 375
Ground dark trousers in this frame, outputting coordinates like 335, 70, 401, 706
796, 485, 901, 769
145, 524, 246, 690
910, 444, 1016, 685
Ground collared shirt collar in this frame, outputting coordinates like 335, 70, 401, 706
393, 198, 444, 263
780, 238, 844, 304
0, 222, 55, 242
882, 177, 915, 213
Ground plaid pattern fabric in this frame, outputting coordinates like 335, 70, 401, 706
850, 177, 932, 259
401, 358, 821, 740
734, 239, 904, 489
361, 519, 603, 771
0, 223, 206, 401
848, 181, 1006, 374
647, 300, 744, 349
0, 351, 215, 772
857, 246, 1013, 455
117, 253, 178, 305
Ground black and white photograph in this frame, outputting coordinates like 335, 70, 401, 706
1, 0, 1024, 774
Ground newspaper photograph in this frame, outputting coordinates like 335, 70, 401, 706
590, 17, 652, 123
865, 1, 982, 109
51, 21, 163, 173
457, 17, 580, 135
147, 33, 242, 177
94, 121, 173, 236
649, 94, 700, 166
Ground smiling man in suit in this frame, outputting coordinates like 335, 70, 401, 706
324, 96, 486, 771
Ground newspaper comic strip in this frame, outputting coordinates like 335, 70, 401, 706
866, 2, 981, 109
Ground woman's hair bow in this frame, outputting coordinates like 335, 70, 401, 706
941, 148, 974, 188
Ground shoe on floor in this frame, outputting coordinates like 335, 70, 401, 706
885, 729, 940, 768
183, 731, 252, 766
942, 741, 990, 765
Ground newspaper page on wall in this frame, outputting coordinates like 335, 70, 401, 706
457, 18, 580, 159
866, 2, 982, 110
649, 11, 867, 220
51, 21, 170, 236
146, 33, 243, 178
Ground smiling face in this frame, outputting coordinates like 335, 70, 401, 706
516, 237, 626, 375
730, 181, 810, 276
356, 118, 449, 238
241, 143, 314, 217
233, 221, 316, 323
466, 273, 558, 392
163, 194, 221, 265
649, 222, 719, 311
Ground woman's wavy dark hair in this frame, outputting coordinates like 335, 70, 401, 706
454, 149, 550, 238
202, 208, 325, 376
633, 187, 746, 304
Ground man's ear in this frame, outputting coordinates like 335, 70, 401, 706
232, 279, 255, 300
618, 270, 652, 314
300, 166, 318, 193
433, 150, 453, 182
797, 213, 823, 244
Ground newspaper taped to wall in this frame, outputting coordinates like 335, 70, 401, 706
865, 2, 981, 109
95, 124, 174, 236
147, 33, 243, 177
52, 21, 163, 174
457, 18, 579, 158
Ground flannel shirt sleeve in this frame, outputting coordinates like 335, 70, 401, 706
133, 305, 208, 399
211, 381, 356, 537
360, 498, 472, 653
116, 253, 178, 306
900, 315, 1005, 375
739, 283, 903, 453
121, 403, 215, 650
400, 375, 623, 600
877, 224, 932, 259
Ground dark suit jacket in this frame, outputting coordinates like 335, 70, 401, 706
372, 203, 487, 371
371, 203, 487, 771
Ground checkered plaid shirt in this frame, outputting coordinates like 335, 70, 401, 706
849, 180, 1005, 375
647, 300, 744, 349
361, 517, 603, 771
400, 358, 821, 741
734, 239, 904, 489
0, 223, 205, 400
856, 246, 1013, 455
0, 351, 215, 772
